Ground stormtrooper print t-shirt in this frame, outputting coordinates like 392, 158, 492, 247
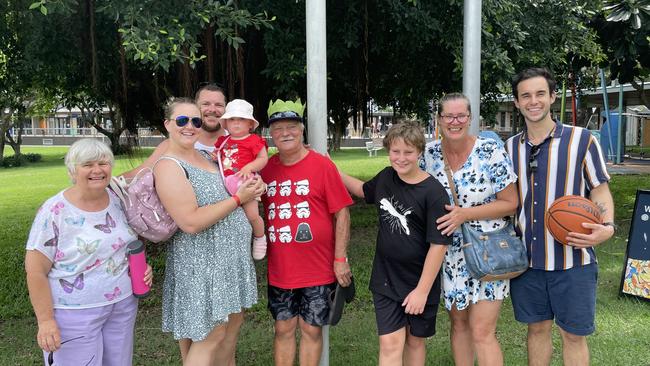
261, 151, 353, 289
363, 167, 452, 305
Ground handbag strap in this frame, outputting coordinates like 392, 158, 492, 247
441, 145, 460, 207
154, 156, 189, 179
215, 135, 231, 183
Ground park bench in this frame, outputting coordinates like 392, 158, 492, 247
365, 137, 383, 157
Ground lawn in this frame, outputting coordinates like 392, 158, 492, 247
1, 146, 649, 365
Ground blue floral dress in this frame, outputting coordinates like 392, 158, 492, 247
422, 137, 517, 311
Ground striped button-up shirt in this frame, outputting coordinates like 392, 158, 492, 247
505, 120, 610, 271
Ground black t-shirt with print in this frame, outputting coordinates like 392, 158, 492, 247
363, 167, 452, 305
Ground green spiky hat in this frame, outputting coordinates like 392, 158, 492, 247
267, 98, 306, 124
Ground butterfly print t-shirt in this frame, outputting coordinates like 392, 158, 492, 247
26, 189, 137, 309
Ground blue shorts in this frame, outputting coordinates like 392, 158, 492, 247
510, 263, 598, 336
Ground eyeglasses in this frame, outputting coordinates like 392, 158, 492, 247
47, 336, 93, 365
174, 115, 203, 128
270, 123, 301, 135
529, 144, 541, 173
440, 114, 470, 123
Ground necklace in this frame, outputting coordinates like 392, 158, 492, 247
441, 137, 475, 171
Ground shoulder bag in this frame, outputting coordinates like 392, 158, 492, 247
442, 150, 528, 281
110, 156, 187, 243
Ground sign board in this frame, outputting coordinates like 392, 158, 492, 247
620, 189, 650, 301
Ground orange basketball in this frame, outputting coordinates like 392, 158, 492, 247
545, 195, 602, 245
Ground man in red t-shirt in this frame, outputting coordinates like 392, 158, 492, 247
261, 99, 353, 366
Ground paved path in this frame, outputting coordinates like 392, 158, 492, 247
607, 158, 650, 175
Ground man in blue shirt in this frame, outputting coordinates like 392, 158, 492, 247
505, 68, 615, 366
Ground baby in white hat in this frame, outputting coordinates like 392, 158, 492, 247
214, 99, 268, 260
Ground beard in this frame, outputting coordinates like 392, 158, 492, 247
202, 120, 221, 133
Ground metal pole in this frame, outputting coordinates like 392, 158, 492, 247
462, 0, 482, 136
306, 5, 330, 365
617, 81, 624, 164
306, 0, 328, 155
599, 69, 614, 161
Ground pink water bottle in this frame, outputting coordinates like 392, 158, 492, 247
127, 240, 150, 298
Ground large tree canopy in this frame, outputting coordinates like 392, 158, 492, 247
3, 0, 635, 155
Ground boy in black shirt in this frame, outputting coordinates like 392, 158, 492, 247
340, 122, 451, 365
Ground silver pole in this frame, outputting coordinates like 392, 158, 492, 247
617, 81, 623, 164
462, 0, 482, 136
306, 3, 331, 365
306, 0, 328, 155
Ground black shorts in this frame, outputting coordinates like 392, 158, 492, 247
372, 292, 439, 338
268, 283, 337, 327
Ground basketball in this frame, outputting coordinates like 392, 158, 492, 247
545, 195, 602, 245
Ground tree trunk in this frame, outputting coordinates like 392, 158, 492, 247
5, 127, 22, 155
0, 133, 5, 162
227, 46, 235, 98
87, 0, 99, 91
179, 46, 193, 97
237, 43, 245, 98
204, 25, 215, 82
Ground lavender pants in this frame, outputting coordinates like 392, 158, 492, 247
43, 296, 138, 366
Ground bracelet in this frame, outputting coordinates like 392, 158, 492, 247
334, 257, 348, 263
232, 195, 241, 206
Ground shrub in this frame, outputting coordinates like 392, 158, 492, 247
1, 154, 27, 168
24, 153, 42, 162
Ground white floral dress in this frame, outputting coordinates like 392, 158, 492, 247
422, 137, 517, 311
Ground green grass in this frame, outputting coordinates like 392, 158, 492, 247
1, 146, 649, 365
625, 145, 650, 155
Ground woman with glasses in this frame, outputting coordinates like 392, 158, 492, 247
421, 93, 518, 366
25, 139, 153, 366
153, 98, 265, 365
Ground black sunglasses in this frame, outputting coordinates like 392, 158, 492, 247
175, 115, 203, 128
47, 336, 94, 365
529, 144, 541, 173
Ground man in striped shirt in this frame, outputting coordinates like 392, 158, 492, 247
505, 68, 615, 366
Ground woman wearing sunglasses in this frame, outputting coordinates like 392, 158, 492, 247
421, 93, 518, 366
25, 139, 153, 366
153, 98, 265, 365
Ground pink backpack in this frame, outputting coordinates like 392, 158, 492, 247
110, 157, 186, 243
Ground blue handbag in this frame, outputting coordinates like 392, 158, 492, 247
443, 151, 528, 281
460, 222, 528, 281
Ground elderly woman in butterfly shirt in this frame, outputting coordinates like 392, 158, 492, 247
24, 139, 153, 366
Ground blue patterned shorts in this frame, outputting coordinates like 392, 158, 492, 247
267, 283, 336, 326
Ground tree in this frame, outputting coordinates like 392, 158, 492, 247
22, 0, 272, 154
592, 0, 650, 108
1, 0, 35, 160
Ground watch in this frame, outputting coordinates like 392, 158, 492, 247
602, 222, 617, 233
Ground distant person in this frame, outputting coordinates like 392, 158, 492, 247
340, 121, 450, 366
153, 98, 264, 365
505, 67, 615, 366
121, 83, 227, 179
25, 139, 153, 366
260, 99, 353, 366
214, 99, 268, 260
422, 93, 518, 366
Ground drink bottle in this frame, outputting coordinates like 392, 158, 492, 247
127, 240, 150, 298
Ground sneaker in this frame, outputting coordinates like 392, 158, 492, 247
252, 236, 267, 260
